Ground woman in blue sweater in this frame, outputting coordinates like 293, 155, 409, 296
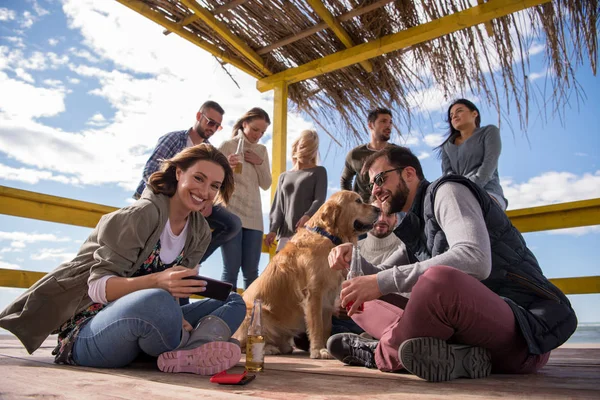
436, 99, 508, 210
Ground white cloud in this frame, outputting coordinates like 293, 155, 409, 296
20, 11, 35, 29
32, 0, 49, 17
0, 163, 81, 185
423, 133, 445, 147
69, 48, 100, 63
0, 260, 21, 270
400, 135, 420, 146
43, 78, 64, 88
504, 171, 600, 210
14, 67, 35, 83
86, 112, 108, 127
528, 43, 545, 56
0, 231, 72, 243
30, 248, 76, 262
0, 71, 66, 119
68, 77, 80, 84
417, 152, 430, 160
546, 226, 600, 237
0, 8, 16, 21
48, 38, 59, 46
10, 241, 26, 249
575, 152, 588, 157
5, 36, 25, 48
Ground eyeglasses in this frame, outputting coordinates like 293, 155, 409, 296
200, 113, 223, 131
368, 167, 404, 191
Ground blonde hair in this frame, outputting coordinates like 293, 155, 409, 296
292, 129, 319, 168
148, 144, 234, 205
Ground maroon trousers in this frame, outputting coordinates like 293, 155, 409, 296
352, 266, 550, 373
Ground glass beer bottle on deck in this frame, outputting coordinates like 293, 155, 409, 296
234, 135, 244, 174
246, 298, 265, 372
346, 245, 364, 312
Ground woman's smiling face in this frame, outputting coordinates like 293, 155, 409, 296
175, 160, 224, 213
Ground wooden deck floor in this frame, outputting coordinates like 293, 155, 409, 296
1, 335, 599, 399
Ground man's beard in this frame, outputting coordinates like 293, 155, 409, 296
382, 178, 409, 214
371, 226, 393, 239
376, 131, 390, 142
197, 127, 209, 140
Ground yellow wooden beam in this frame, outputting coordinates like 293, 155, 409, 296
115, 0, 262, 79
271, 81, 288, 203
178, 0, 272, 76
0, 185, 116, 228
306, 0, 373, 73
477, 0, 496, 37
1, 267, 597, 295
257, 0, 550, 91
506, 198, 600, 233
551, 276, 600, 296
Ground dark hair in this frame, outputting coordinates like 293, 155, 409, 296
367, 108, 393, 124
148, 143, 234, 205
363, 146, 425, 181
199, 100, 225, 116
434, 99, 481, 156
231, 107, 271, 137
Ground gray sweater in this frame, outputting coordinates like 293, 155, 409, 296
359, 182, 492, 295
269, 166, 328, 239
441, 125, 507, 206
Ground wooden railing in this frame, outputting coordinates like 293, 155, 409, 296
1, 185, 599, 295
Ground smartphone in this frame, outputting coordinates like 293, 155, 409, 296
183, 275, 233, 301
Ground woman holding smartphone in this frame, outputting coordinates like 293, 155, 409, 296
0, 144, 246, 375
218, 107, 272, 290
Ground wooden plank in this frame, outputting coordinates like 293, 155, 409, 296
178, 0, 272, 76
114, 0, 262, 79
1, 339, 599, 399
506, 198, 600, 233
0, 185, 116, 228
306, 0, 373, 72
256, 0, 394, 55
257, 0, 551, 91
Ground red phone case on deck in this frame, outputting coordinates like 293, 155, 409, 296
210, 370, 255, 385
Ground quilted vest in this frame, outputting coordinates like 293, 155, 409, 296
393, 175, 577, 354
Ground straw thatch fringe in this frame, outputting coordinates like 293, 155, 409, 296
137, 0, 598, 145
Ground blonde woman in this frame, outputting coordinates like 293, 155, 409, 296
265, 129, 328, 253
218, 107, 272, 290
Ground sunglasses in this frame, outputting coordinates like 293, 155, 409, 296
200, 113, 223, 131
368, 167, 404, 191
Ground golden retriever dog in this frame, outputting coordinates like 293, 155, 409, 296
233, 190, 380, 359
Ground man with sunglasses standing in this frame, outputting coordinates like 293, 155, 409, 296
326, 146, 576, 382
340, 108, 396, 203
134, 101, 242, 278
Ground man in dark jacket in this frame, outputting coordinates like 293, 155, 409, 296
327, 146, 576, 382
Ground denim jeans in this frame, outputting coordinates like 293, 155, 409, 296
220, 228, 263, 290
203, 205, 242, 263
72, 289, 246, 368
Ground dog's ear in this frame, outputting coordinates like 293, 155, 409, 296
313, 202, 341, 228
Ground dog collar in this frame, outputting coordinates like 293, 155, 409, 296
304, 226, 342, 246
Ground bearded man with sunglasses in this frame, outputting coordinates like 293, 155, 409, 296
134, 101, 242, 288
326, 146, 576, 382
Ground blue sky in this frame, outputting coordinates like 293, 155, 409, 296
0, 0, 599, 331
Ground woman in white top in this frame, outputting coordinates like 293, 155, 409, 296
265, 129, 328, 253
218, 107, 272, 290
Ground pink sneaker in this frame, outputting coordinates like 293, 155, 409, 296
157, 341, 241, 375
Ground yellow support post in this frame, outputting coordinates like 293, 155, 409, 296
306, 0, 373, 73
178, 0, 272, 76
115, 0, 262, 79
0, 186, 116, 228
270, 81, 288, 202
507, 198, 600, 233
257, 0, 551, 92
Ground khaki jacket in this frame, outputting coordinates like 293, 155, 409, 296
0, 189, 211, 354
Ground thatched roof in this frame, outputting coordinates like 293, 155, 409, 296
117, 0, 598, 142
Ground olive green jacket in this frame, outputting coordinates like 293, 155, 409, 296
0, 189, 211, 354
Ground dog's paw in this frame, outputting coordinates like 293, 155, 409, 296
264, 344, 282, 355
310, 348, 332, 359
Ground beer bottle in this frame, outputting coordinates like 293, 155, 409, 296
245, 298, 265, 372
346, 245, 364, 312
234, 135, 244, 174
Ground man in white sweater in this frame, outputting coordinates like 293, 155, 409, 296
358, 200, 403, 265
